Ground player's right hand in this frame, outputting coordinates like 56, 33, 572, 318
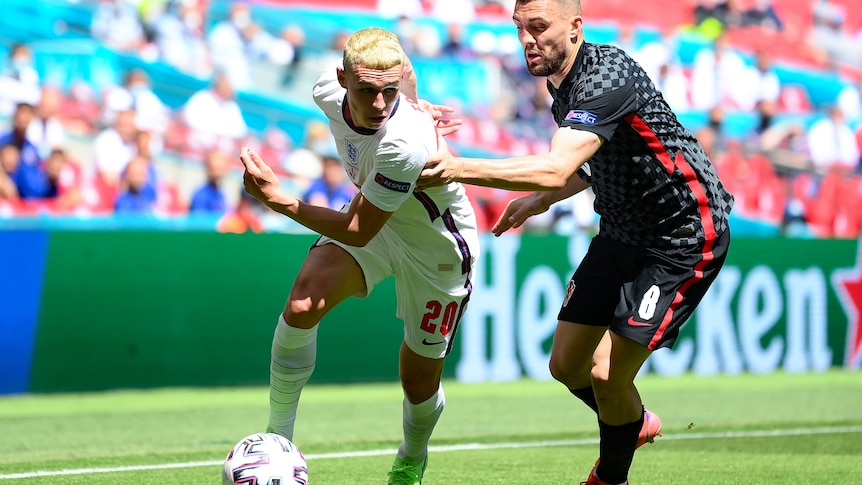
416, 131, 463, 192
239, 146, 285, 207
491, 192, 550, 236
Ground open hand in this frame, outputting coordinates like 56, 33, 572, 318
419, 100, 462, 137
491, 192, 550, 236
416, 132, 463, 192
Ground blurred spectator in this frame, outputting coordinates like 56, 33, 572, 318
633, 26, 681, 85
0, 144, 21, 200
429, 0, 477, 25
694, 0, 721, 25
302, 120, 339, 159
744, 49, 782, 131
26, 85, 67, 159
266, 24, 306, 86
511, 76, 556, 138
91, 0, 147, 52
44, 148, 82, 211
749, 0, 784, 32
92, 108, 139, 189
837, 71, 862, 124
695, 105, 730, 159
280, 148, 322, 197
393, 14, 421, 56
181, 72, 248, 153
699, 0, 768, 30
189, 149, 230, 215
376, 0, 424, 19
613, 25, 639, 54
103, 69, 171, 142
0, 43, 40, 116
654, 63, 691, 113
133, 130, 159, 203
440, 22, 475, 60
217, 189, 266, 233
630, 27, 691, 111
690, 32, 749, 110
151, 0, 209, 75
758, 119, 811, 173
0, 103, 51, 199
807, 1, 862, 69
114, 155, 156, 214
303, 154, 355, 210
806, 104, 860, 174
207, 3, 256, 90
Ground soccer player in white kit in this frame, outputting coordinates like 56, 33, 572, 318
238, 27, 479, 484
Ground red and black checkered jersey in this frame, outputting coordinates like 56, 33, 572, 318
548, 42, 735, 247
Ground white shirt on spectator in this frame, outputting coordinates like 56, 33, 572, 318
690, 43, 749, 110
806, 114, 860, 171
26, 117, 66, 159
376, 0, 424, 19
837, 83, 861, 123
208, 21, 252, 91
182, 88, 248, 149
90, 0, 145, 51
430, 0, 477, 25
92, 128, 137, 180
0, 66, 40, 116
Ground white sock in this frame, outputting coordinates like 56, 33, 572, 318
267, 314, 317, 440
397, 385, 445, 462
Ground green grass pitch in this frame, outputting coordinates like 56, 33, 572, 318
1, 370, 861, 484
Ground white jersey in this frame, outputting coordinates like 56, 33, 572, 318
312, 61, 478, 278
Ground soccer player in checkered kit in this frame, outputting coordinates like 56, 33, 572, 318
417, 1, 735, 483
239, 27, 478, 484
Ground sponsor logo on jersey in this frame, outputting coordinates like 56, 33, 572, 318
627, 316, 652, 327
346, 141, 359, 166
374, 173, 410, 193
565, 110, 598, 124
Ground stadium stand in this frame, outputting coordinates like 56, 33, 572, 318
0, 0, 860, 236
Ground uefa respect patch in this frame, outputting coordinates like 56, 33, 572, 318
564, 110, 598, 124
374, 173, 411, 193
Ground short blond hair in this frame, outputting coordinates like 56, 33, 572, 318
342, 27, 403, 71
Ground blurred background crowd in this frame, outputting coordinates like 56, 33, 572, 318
0, 0, 861, 238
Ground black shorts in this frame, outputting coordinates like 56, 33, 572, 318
558, 229, 731, 350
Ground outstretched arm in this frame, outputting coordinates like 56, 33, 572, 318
491, 174, 591, 236
239, 147, 391, 246
418, 126, 603, 192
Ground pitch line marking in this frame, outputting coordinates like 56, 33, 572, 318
1, 425, 860, 480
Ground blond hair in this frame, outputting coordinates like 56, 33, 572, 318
342, 27, 403, 71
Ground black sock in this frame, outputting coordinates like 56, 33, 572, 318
596, 410, 644, 484
569, 386, 599, 414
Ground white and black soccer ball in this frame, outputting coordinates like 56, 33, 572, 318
222, 432, 309, 485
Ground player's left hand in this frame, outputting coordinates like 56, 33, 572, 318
491, 192, 550, 236
239, 146, 286, 207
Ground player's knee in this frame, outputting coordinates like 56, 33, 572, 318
284, 295, 323, 324
549, 353, 589, 386
400, 375, 439, 404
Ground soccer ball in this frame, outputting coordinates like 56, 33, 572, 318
222, 432, 309, 485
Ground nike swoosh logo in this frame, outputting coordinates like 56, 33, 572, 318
627, 316, 652, 327
422, 338, 445, 345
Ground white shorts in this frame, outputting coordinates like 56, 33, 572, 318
315, 220, 478, 359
